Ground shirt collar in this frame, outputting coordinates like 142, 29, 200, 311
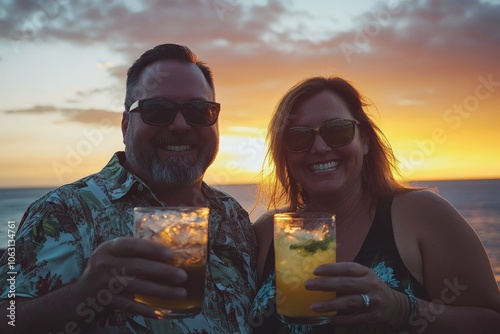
100, 152, 216, 202
99, 152, 144, 201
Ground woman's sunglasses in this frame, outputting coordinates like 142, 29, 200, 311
129, 98, 220, 127
285, 119, 360, 152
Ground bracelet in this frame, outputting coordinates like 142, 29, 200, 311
406, 292, 419, 324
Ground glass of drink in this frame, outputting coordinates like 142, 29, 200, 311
274, 212, 336, 325
133, 206, 209, 317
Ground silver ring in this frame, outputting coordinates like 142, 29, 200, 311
360, 293, 370, 308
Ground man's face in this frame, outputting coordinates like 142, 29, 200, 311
122, 61, 219, 188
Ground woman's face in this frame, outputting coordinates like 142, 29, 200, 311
285, 90, 369, 202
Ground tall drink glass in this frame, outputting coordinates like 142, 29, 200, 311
133, 207, 209, 317
274, 212, 336, 325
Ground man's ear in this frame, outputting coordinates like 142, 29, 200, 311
121, 111, 129, 145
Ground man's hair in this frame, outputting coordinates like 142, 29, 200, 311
124, 43, 215, 111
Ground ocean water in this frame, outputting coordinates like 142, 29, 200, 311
1, 179, 499, 286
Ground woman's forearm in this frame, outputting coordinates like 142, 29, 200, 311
408, 299, 500, 333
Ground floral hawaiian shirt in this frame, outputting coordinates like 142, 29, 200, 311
0, 152, 258, 333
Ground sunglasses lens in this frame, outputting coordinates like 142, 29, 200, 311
139, 100, 220, 126
285, 120, 357, 152
321, 120, 355, 146
140, 100, 176, 125
184, 102, 220, 126
285, 127, 315, 152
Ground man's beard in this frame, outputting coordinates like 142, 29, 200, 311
124, 131, 217, 187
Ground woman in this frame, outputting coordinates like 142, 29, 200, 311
248, 77, 500, 333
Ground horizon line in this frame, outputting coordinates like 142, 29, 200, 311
1, 176, 499, 190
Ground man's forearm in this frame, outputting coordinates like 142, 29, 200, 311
0, 282, 101, 334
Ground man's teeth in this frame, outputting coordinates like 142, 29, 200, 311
161, 145, 192, 151
310, 161, 339, 173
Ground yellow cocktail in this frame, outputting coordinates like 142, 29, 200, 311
274, 212, 336, 325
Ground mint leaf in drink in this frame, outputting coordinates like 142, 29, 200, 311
289, 236, 334, 254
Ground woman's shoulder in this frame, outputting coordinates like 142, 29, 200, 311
393, 188, 456, 212
252, 209, 277, 241
253, 210, 275, 225
252, 207, 290, 228
392, 188, 466, 231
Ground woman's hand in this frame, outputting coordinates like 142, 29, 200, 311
305, 262, 408, 329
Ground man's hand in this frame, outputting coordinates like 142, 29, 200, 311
0, 237, 191, 334
74, 237, 188, 319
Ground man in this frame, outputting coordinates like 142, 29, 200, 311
0, 44, 257, 333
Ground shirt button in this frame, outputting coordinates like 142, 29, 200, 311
137, 184, 144, 191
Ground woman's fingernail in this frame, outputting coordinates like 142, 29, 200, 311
313, 266, 326, 275
311, 303, 326, 312
305, 280, 316, 289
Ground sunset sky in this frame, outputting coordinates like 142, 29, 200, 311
1, 0, 499, 188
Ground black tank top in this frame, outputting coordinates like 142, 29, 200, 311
247, 197, 427, 334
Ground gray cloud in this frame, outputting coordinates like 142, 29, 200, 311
4, 0, 498, 73
5, 105, 122, 126
3, 0, 499, 57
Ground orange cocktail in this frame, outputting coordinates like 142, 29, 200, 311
274, 212, 336, 325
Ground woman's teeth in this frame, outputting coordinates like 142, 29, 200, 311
310, 161, 339, 173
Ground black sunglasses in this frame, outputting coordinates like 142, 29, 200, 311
129, 99, 220, 127
285, 119, 361, 152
